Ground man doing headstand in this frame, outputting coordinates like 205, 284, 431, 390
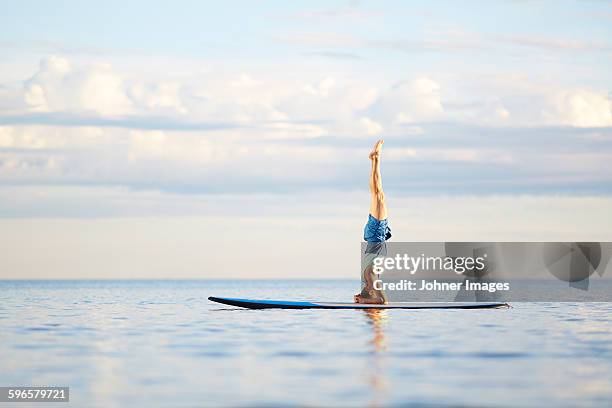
355, 139, 391, 304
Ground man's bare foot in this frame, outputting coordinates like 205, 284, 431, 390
369, 139, 384, 160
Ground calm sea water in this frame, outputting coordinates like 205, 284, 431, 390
0, 280, 611, 407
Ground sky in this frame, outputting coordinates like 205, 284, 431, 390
0, 0, 611, 279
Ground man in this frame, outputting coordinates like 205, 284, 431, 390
355, 139, 391, 304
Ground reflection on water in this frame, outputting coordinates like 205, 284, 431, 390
364, 309, 389, 407
364, 309, 388, 353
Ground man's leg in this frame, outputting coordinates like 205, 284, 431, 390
369, 140, 387, 221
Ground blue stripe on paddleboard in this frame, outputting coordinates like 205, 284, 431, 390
217, 297, 319, 307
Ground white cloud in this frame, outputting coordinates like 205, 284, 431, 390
359, 117, 383, 135
302, 76, 336, 97
0, 127, 14, 147
265, 122, 327, 139
368, 77, 444, 126
23, 56, 134, 116
230, 73, 263, 88
496, 106, 510, 120
128, 82, 187, 115
1, 56, 611, 201
23, 83, 46, 109
385, 147, 514, 164
8, 56, 612, 136
545, 89, 612, 128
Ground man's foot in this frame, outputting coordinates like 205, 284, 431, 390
354, 293, 387, 304
369, 139, 384, 160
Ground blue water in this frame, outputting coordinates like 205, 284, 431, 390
0, 280, 611, 407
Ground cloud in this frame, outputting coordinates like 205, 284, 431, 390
1, 121, 611, 199
278, 76, 379, 130
544, 89, 612, 127
0, 112, 244, 131
7, 55, 612, 136
359, 117, 383, 136
20, 57, 295, 129
1, 56, 612, 204
24, 56, 134, 116
128, 81, 187, 115
367, 77, 444, 126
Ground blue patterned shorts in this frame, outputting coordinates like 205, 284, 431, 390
363, 214, 391, 243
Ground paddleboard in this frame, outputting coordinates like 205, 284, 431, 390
208, 297, 509, 310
